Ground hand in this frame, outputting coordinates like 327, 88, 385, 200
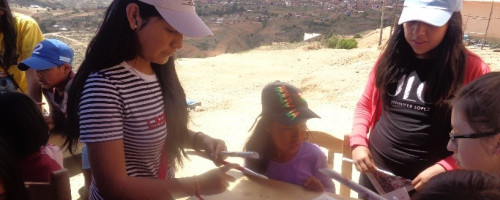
351, 145, 376, 172
198, 134, 227, 165
44, 115, 55, 131
197, 164, 236, 195
412, 164, 445, 190
303, 176, 324, 192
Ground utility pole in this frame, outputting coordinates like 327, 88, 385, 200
390, 0, 400, 37
379, 0, 386, 47
481, 0, 494, 50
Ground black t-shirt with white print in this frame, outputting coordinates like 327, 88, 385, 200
369, 59, 452, 179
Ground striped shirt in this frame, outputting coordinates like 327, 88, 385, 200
79, 61, 168, 200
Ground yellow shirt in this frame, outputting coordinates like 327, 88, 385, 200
0, 12, 44, 93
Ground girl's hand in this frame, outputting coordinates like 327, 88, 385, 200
412, 164, 445, 190
351, 145, 376, 172
197, 164, 236, 195
198, 133, 228, 164
303, 176, 324, 192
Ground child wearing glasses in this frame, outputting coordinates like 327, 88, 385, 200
447, 72, 500, 176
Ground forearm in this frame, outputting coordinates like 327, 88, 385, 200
26, 69, 42, 102
97, 175, 197, 200
185, 129, 205, 150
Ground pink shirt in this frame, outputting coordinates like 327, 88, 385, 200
350, 50, 491, 170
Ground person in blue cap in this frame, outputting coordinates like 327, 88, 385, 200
19, 38, 74, 133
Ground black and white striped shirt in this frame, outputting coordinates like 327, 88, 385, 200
79, 61, 167, 200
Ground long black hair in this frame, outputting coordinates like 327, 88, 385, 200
0, 90, 49, 158
0, 138, 30, 200
243, 115, 273, 174
376, 12, 466, 105
0, 0, 17, 69
65, 0, 189, 170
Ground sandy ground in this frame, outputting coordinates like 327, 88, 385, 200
68, 28, 500, 199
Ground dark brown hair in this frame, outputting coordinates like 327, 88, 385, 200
0, 138, 30, 200
412, 170, 500, 200
376, 12, 466, 105
452, 72, 500, 134
243, 115, 273, 174
0, 90, 49, 158
0, 0, 18, 69
65, 0, 189, 170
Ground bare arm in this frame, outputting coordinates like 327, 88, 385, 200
186, 130, 227, 161
26, 68, 42, 102
87, 140, 234, 199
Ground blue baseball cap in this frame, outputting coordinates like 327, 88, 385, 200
398, 0, 462, 27
18, 39, 74, 71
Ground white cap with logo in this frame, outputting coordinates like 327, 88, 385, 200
139, 0, 213, 37
398, 0, 463, 27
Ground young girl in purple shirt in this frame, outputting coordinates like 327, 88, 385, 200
244, 81, 335, 193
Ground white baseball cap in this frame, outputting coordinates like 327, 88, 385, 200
398, 0, 463, 27
139, 0, 213, 37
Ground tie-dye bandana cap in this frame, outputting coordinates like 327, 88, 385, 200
261, 81, 320, 125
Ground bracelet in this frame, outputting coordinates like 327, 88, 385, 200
193, 132, 202, 152
195, 176, 204, 200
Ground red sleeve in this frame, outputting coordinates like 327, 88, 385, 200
350, 63, 378, 149
437, 155, 458, 170
463, 50, 491, 83
436, 50, 490, 170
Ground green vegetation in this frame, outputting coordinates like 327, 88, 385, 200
326, 35, 358, 49
326, 35, 339, 48
336, 38, 358, 49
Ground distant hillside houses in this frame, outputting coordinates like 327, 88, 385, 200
198, 0, 400, 10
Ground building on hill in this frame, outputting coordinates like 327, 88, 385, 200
462, 0, 500, 40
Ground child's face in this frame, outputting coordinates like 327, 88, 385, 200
268, 121, 307, 156
447, 106, 500, 174
35, 65, 69, 89
403, 21, 448, 59
136, 17, 183, 65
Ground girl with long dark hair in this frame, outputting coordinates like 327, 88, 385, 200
349, 0, 490, 194
64, 0, 234, 199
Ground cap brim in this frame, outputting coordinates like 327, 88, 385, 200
18, 57, 57, 71
273, 107, 320, 126
398, 6, 452, 27
157, 9, 213, 38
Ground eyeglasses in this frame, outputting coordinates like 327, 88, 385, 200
449, 131, 500, 141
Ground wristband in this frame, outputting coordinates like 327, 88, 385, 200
195, 176, 204, 200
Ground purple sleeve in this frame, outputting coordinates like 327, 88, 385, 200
315, 149, 336, 193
